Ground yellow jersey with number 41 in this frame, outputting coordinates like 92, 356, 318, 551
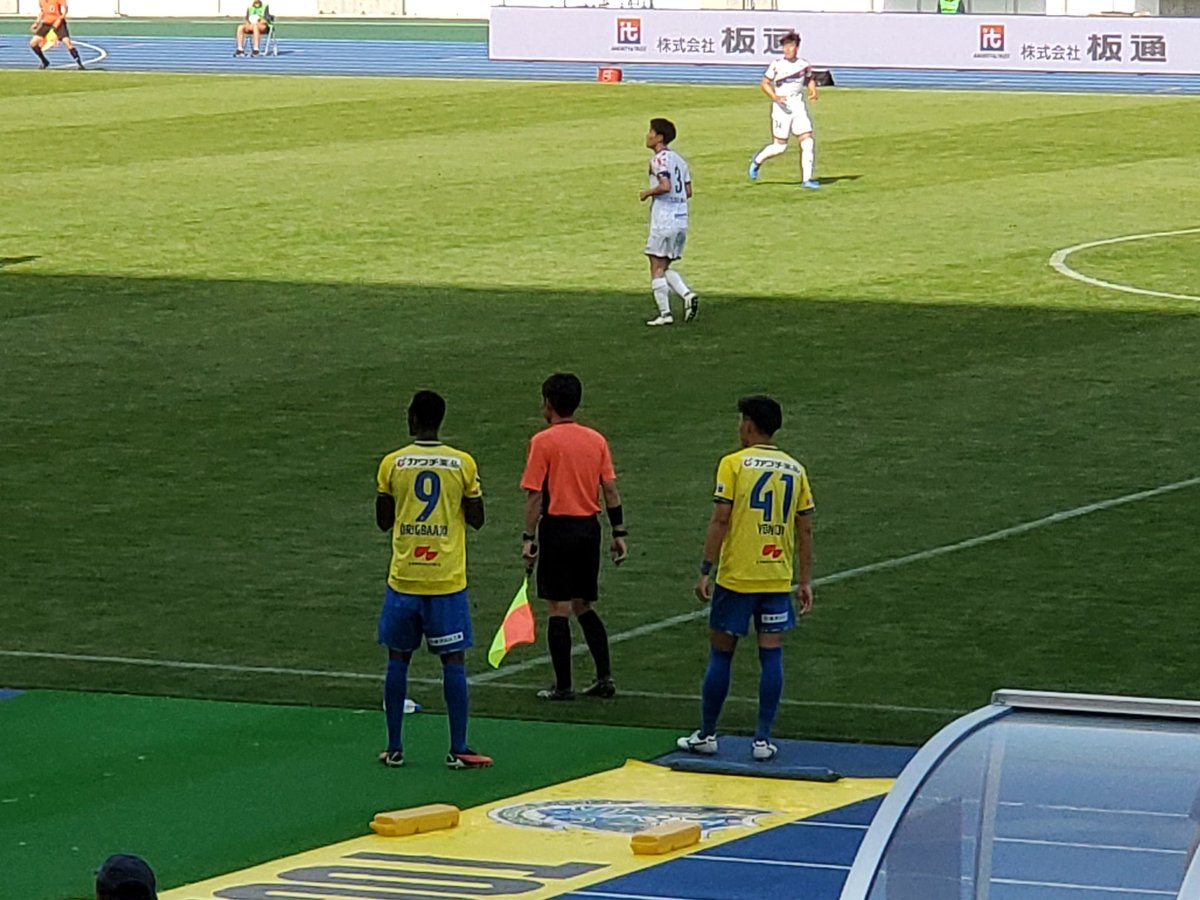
713, 444, 814, 594
377, 441, 481, 596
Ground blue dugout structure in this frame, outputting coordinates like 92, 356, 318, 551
840, 690, 1200, 900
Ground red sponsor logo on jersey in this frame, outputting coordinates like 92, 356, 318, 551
616, 17, 642, 45
761, 544, 784, 559
414, 546, 439, 562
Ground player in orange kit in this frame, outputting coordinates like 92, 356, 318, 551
30, 0, 84, 70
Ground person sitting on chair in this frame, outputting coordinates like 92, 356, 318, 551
234, 0, 271, 57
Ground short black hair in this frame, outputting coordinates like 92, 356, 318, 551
408, 390, 446, 431
99, 886, 154, 900
738, 395, 783, 437
649, 117, 676, 146
542, 373, 582, 418
781, 30, 801, 47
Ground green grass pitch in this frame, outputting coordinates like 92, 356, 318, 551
2, 72, 1199, 746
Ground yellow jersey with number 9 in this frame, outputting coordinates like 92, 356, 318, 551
713, 444, 814, 594
377, 441, 481, 596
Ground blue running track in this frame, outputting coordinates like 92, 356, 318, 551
3, 34, 1200, 93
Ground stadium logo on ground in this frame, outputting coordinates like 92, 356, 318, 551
489, 800, 775, 835
616, 18, 643, 46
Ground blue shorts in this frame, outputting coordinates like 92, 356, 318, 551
377, 586, 474, 655
709, 585, 796, 637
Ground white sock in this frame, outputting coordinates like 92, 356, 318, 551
665, 269, 693, 300
651, 278, 671, 317
754, 143, 788, 166
801, 137, 815, 182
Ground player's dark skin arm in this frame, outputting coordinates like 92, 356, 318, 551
377, 493, 485, 531
463, 496, 485, 531
376, 492, 395, 532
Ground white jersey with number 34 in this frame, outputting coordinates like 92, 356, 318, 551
765, 56, 814, 107
648, 149, 690, 229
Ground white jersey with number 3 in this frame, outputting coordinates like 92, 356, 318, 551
648, 149, 690, 230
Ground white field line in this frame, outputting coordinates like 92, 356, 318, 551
472, 475, 1200, 685
0, 649, 957, 714
1049, 227, 1200, 303
0, 649, 438, 686
3, 475, 1197, 710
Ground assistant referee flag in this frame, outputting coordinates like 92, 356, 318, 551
488, 577, 536, 668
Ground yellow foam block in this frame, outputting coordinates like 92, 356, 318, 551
630, 820, 701, 855
370, 803, 460, 837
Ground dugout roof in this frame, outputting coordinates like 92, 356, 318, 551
840, 690, 1200, 900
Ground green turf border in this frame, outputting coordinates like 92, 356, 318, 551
0, 690, 674, 898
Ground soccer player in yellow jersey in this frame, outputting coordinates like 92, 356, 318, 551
679, 396, 814, 762
375, 390, 491, 770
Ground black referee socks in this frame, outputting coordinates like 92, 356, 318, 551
577, 610, 612, 680
548, 616, 572, 691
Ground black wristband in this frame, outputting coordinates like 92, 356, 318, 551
700, 560, 714, 576
606, 504, 624, 529
612, 528, 628, 538
522, 532, 536, 542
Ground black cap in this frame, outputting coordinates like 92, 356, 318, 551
96, 854, 157, 900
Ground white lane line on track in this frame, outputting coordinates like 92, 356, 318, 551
472, 474, 1200, 685
1049, 228, 1200, 303
687, 856, 851, 871
49, 39, 107, 68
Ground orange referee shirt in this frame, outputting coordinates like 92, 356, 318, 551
521, 421, 616, 517
40, 0, 66, 23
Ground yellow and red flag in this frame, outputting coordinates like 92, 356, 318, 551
487, 577, 535, 668
43, 27, 59, 51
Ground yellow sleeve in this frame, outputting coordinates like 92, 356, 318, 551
713, 454, 737, 504
796, 468, 815, 515
376, 455, 393, 495
462, 452, 482, 500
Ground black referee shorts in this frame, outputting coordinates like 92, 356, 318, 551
37, 21, 69, 38
536, 515, 601, 604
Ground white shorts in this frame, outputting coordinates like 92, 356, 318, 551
645, 223, 687, 260
771, 101, 813, 140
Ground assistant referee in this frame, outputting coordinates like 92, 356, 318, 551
521, 373, 627, 701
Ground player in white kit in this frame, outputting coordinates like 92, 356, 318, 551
640, 118, 698, 327
748, 31, 820, 190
